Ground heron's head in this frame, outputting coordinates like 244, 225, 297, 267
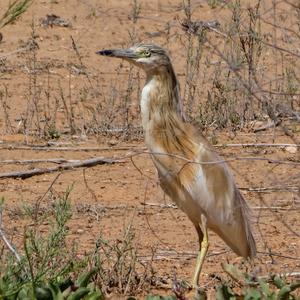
96, 44, 171, 72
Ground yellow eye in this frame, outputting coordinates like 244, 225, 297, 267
143, 50, 151, 57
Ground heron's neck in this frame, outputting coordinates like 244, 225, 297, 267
140, 65, 183, 133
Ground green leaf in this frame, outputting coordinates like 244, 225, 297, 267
76, 269, 98, 288
0, 0, 33, 28
57, 277, 73, 292
289, 280, 300, 292
66, 287, 90, 300
277, 285, 291, 300
145, 296, 161, 300
84, 289, 104, 300
216, 284, 237, 300
195, 288, 207, 300
35, 286, 53, 300
17, 285, 32, 300
222, 263, 246, 283
244, 287, 261, 300
277, 281, 300, 300
272, 275, 285, 289
216, 285, 226, 300
49, 283, 64, 300
257, 278, 272, 296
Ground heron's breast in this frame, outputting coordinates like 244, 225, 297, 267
140, 78, 157, 130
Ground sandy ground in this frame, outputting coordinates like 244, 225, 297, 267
0, 0, 299, 298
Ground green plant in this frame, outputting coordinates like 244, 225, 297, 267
217, 263, 300, 299
0, 0, 32, 28
0, 269, 104, 300
207, 0, 222, 9
46, 124, 61, 139
0, 187, 92, 299
198, 71, 242, 129
138, 264, 300, 300
0, 188, 157, 299
91, 220, 155, 296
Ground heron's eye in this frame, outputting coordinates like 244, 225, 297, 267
142, 50, 151, 57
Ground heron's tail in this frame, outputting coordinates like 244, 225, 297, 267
216, 188, 256, 258
230, 188, 256, 258
237, 188, 256, 258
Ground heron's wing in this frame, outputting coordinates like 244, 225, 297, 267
149, 118, 256, 258
179, 132, 256, 258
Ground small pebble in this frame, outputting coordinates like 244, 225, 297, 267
285, 145, 297, 154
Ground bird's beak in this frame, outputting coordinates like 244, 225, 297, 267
96, 48, 138, 59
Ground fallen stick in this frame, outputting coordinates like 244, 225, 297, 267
215, 143, 299, 148
240, 186, 299, 192
0, 157, 125, 179
253, 120, 280, 133
0, 46, 30, 59
0, 158, 82, 164
0, 145, 140, 152
251, 206, 299, 211
258, 272, 300, 279
142, 202, 299, 211
0, 156, 299, 167
0, 143, 299, 152
138, 250, 228, 262
141, 202, 178, 209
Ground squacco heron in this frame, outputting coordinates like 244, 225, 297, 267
97, 44, 256, 287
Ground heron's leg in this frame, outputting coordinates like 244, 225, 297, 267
192, 214, 209, 288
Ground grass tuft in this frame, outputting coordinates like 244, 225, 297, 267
0, 0, 33, 29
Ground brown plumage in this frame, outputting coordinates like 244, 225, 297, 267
97, 44, 256, 287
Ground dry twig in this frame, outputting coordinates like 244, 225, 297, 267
0, 143, 298, 152
0, 144, 140, 152
0, 202, 21, 262
0, 158, 89, 165
0, 157, 124, 179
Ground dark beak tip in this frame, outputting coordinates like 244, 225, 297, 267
96, 49, 113, 56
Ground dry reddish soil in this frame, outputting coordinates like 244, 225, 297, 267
0, 0, 299, 299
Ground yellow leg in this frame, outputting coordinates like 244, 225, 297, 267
192, 214, 209, 288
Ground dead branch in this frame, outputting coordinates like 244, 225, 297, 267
0, 154, 299, 169
0, 144, 141, 152
33, 173, 62, 224
240, 186, 299, 193
215, 143, 299, 148
0, 204, 21, 262
138, 249, 228, 262
0, 143, 299, 153
0, 46, 30, 59
141, 202, 178, 209
0, 158, 83, 164
258, 38, 300, 59
251, 206, 299, 211
141, 202, 299, 211
253, 120, 281, 133
258, 271, 300, 279
0, 157, 125, 179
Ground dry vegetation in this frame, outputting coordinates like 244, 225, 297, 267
0, 0, 299, 299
